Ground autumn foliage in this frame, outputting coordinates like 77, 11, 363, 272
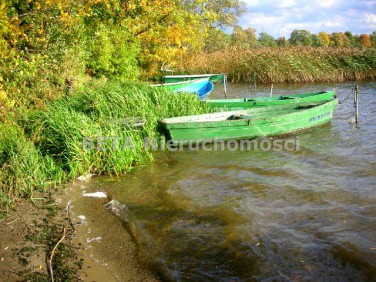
0, 1, 375, 118
0, 0, 245, 117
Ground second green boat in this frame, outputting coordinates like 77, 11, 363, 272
206, 90, 336, 110
164, 74, 224, 84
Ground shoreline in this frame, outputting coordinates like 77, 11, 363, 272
0, 181, 160, 281
1, 79, 374, 280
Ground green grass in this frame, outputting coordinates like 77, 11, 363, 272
1, 80, 209, 211
173, 47, 376, 83
0, 123, 64, 211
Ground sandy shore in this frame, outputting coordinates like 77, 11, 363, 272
0, 181, 160, 281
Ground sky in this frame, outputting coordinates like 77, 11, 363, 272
238, 0, 376, 38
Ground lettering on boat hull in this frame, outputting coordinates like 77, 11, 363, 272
309, 111, 331, 122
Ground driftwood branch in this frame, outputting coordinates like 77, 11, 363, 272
48, 227, 66, 282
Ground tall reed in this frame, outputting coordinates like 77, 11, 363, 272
174, 47, 376, 83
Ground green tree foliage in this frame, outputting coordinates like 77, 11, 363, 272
276, 37, 290, 47
309, 32, 329, 47
0, 0, 247, 116
345, 31, 356, 47
86, 24, 140, 81
202, 1, 246, 52
205, 0, 247, 29
310, 34, 320, 47
231, 26, 258, 48
1, 0, 375, 119
0, 0, 87, 115
204, 28, 231, 52
258, 32, 277, 47
370, 31, 376, 47
289, 30, 312, 46
135, 0, 246, 68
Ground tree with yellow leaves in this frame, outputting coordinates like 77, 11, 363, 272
330, 32, 351, 47
0, 0, 247, 114
318, 32, 330, 47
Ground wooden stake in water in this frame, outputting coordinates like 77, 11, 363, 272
253, 71, 257, 95
223, 74, 227, 99
270, 83, 273, 97
354, 85, 359, 124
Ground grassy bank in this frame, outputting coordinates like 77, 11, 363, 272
0, 81, 209, 213
174, 47, 376, 83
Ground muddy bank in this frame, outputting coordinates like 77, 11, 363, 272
0, 196, 78, 281
61, 180, 161, 282
0, 180, 160, 281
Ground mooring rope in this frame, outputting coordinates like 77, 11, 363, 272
337, 87, 354, 104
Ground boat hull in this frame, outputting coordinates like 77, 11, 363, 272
206, 91, 336, 110
152, 78, 213, 100
159, 100, 338, 144
164, 74, 224, 84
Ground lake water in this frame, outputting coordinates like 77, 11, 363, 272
87, 81, 376, 281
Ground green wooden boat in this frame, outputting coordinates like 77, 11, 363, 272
152, 77, 209, 91
206, 90, 336, 110
164, 74, 224, 84
159, 99, 338, 144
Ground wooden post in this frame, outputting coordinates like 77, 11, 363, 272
253, 71, 257, 95
270, 83, 273, 97
253, 80, 257, 95
355, 85, 359, 124
223, 74, 227, 99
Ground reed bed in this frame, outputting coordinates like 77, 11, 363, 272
1, 81, 209, 212
175, 47, 376, 83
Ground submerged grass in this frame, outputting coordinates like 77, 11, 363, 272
175, 47, 376, 83
1, 80, 209, 211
